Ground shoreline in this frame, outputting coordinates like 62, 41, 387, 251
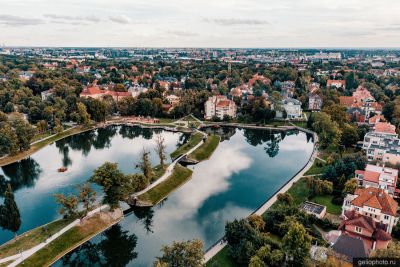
203, 127, 318, 263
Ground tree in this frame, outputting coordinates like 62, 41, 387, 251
341, 123, 359, 147
371, 241, 400, 258
54, 193, 79, 218
343, 178, 358, 194
277, 192, 294, 205
77, 183, 96, 216
0, 123, 18, 156
89, 162, 131, 209
10, 118, 35, 151
312, 112, 342, 149
0, 184, 21, 237
76, 102, 91, 126
282, 222, 312, 266
305, 176, 333, 196
248, 214, 265, 231
155, 239, 204, 267
136, 148, 153, 182
154, 135, 167, 166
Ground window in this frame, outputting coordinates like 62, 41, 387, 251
355, 226, 362, 233
384, 215, 389, 220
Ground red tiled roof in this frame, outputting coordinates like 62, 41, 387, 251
363, 171, 380, 184
374, 122, 396, 134
352, 188, 398, 216
339, 96, 357, 107
216, 100, 232, 108
327, 79, 346, 87
81, 86, 104, 95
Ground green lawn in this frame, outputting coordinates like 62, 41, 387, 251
157, 118, 175, 123
21, 213, 121, 267
0, 218, 74, 259
138, 164, 193, 205
311, 195, 342, 215
304, 159, 325, 175
286, 177, 311, 206
150, 164, 168, 183
170, 132, 204, 159
206, 246, 237, 267
189, 135, 220, 161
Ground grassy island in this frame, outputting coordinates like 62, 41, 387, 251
138, 164, 193, 205
189, 135, 220, 161
170, 132, 204, 159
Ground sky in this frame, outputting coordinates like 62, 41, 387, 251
0, 0, 399, 48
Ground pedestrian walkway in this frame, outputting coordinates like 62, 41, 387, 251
0, 205, 109, 267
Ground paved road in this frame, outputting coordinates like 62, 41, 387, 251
203, 131, 319, 263
0, 205, 109, 267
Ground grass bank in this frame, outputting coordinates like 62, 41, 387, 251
0, 125, 95, 167
311, 195, 342, 215
138, 164, 193, 205
150, 164, 168, 183
206, 246, 237, 267
19, 210, 122, 267
170, 132, 203, 159
189, 135, 220, 161
0, 219, 74, 259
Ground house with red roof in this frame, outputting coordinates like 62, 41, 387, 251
355, 164, 398, 195
342, 187, 399, 233
339, 210, 392, 253
204, 95, 237, 120
80, 80, 132, 101
327, 79, 346, 89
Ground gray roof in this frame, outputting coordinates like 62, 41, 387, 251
283, 98, 301, 105
332, 235, 367, 260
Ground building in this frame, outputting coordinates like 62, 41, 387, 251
80, 80, 132, 101
332, 234, 368, 261
327, 79, 346, 89
355, 164, 398, 195
166, 94, 180, 106
204, 95, 237, 120
342, 187, 399, 233
41, 88, 54, 100
308, 94, 323, 111
362, 122, 400, 164
301, 201, 326, 219
276, 98, 302, 119
339, 210, 392, 252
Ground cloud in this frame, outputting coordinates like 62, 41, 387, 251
0, 15, 45, 26
109, 15, 132, 24
166, 30, 198, 37
44, 14, 101, 24
203, 17, 269, 26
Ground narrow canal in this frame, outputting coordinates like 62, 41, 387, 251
0, 126, 314, 266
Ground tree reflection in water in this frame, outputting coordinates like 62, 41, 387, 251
133, 207, 154, 234
61, 224, 138, 267
0, 158, 42, 196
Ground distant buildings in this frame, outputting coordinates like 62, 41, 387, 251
355, 164, 398, 195
19, 71, 34, 81
276, 98, 302, 119
204, 95, 237, 120
80, 80, 132, 101
41, 89, 54, 100
342, 187, 399, 233
362, 122, 400, 164
327, 79, 346, 89
308, 94, 323, 111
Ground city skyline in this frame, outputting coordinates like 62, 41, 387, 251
1, 0, 400, 48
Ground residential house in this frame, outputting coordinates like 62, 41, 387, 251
355, 164, 398, 195
339, 210, 392, 253
80, 80, 132, 101
332, 234, 368, 262
327, 79, 346, 89
248, 74, 271, 87
166, 95, 180, 106
276, 98, 302, 119
41, 88, 54, 100
204, 95, 237, 120
308, 94, 323, 111
342, 187, 399, 233
362, 122, 400, 164
280, 81, 295, 98
368, 114, 386, 126
19, 71, 34, 81
301, 201, 326, 219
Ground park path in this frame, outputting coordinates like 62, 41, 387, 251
203, 130, 319, 263
0, 205, 109, 267
131, 129, 207, 198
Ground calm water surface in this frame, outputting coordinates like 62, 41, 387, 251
0, 126, 314, 266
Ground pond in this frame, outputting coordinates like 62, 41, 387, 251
0, 126, 314, 266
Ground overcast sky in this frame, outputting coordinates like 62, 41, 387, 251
0, 0, 399, 47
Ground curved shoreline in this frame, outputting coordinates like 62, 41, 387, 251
203, 127, 318, 263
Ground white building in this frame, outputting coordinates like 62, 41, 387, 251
276, 98, 302, 119
204, 95, 237, 120
355, 164, 398, 195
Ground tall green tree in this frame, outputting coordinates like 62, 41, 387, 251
136, 148, 153, 183
77, 183, 96, 216
155, 239, 204, 267
282, 222, 312, 266
312, 112, 342, 149
0, 184, 21, 238
54, 193, 79, 218
90, 162, 131, 209
10, 118, 35, 151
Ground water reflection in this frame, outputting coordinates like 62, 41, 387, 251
60, 224, 138, 267
132, 207, 154, 233
0, 158, 42, 196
